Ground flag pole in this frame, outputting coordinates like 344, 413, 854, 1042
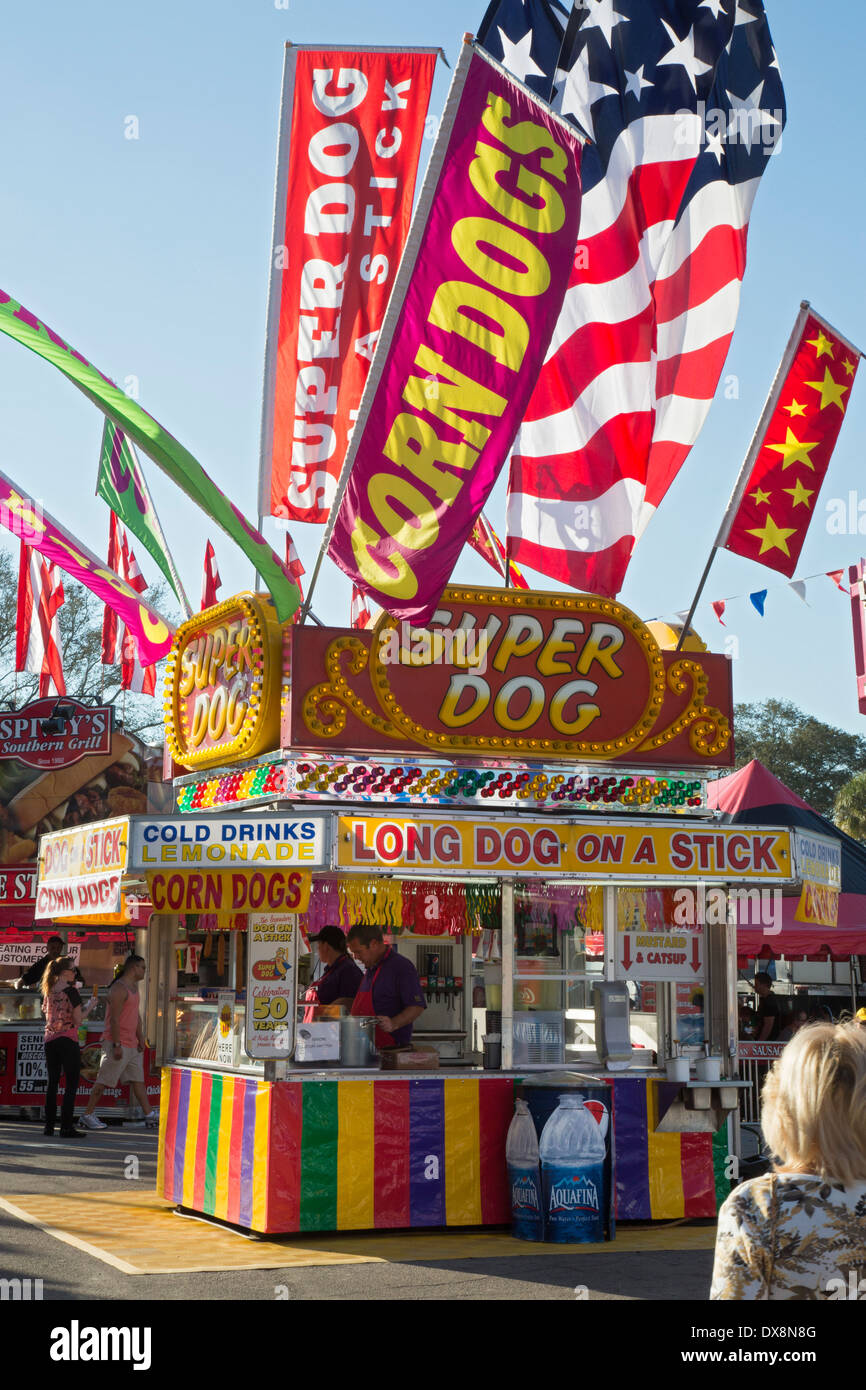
675, 301, 812, 650
300, 37, 475, 623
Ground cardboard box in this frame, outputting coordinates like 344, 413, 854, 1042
378, 1046, 440, 1071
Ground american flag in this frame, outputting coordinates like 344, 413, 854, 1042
351, 584, 372, 630
201, 540, 222, 611
101, 513, 156, 695
285, 532, 305, 625
16, 543, 65, 696
480, 0, 786, 597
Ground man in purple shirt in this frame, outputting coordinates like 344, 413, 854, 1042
309, 927, 362, 1006
346, 924, 425, 1047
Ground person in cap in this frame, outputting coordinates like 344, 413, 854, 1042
856, 1007, 866, 1030
346, 923, 425, 1049
753, 972, 782, 1042
308, 927, 363, 1008
21, 936, 82, 989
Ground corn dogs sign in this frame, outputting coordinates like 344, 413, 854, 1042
328, 44, 583, 623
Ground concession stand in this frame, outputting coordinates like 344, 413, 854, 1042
45, 587, 822, 1232
0, 699, 163, 1116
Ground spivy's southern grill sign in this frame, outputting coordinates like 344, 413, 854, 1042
0, 698, 113, 769
165, 588, 733, 771
290, 588, 734, 768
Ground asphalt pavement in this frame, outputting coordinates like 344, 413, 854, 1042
0, 1116, 715, 1303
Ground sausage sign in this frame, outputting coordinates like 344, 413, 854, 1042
328, 43, 584, 623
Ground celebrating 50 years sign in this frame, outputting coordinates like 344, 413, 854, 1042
245, 913, 297, 1060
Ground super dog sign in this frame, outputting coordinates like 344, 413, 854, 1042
164, 593, 284, 770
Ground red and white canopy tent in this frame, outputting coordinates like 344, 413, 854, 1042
708, 760, 866, 963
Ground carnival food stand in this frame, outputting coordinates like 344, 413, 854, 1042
36, 587, 834, 1233
0, 699, 162, 1117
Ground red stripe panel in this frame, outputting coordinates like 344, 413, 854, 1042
478, 1078, 515, 1225
509, 531, 635, 600
574, 157, 699, 285
226, 1078, 246, 1227
374, 1082, 411, 1228
644, 440, 692, 507
162, 1070, 181, 1202
192, 1071, 213, 1213
681, 1133, 718, 1218
655, 332, 735, 405
511, 410, 655, 499
524, 308, 655, 420
654, 223, 749, 323
268, 1081, 303, 1233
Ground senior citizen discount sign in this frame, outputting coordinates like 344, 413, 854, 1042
328, 43, 583, 623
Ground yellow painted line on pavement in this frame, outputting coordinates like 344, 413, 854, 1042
0, 1190, 717, 1275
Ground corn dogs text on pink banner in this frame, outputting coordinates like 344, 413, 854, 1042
328, 46, 583, 623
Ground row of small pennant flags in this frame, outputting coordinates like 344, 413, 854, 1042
662, 568, 851, 628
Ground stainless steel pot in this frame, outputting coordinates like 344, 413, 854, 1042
339, 1016, 379, 1068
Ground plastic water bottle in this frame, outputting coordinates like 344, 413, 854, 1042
539, 1095, 607, 1243
505, 1099, 544, 1242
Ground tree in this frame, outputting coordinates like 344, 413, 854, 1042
833, 772, 866, 842
0, 545, 175, 744
732, 698, 866, 818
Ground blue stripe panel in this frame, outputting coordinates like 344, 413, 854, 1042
612, 1078, 651, 1220
173, 1068, 191, 1200
239, 1079, 257, 1230
409, 1079, 446, 1226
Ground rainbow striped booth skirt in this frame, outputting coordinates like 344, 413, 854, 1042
157, 1068, 729, 1234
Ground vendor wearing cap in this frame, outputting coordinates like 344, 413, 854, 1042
346, 923, 425, 1049
308, 926, 363, 1008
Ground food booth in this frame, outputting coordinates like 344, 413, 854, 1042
0, 699, 162, 1117
38, 587, 827, 1232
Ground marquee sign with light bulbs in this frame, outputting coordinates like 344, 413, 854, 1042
164, 594, 285, 771
290, 588, 735, 769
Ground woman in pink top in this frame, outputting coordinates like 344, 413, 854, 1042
80, 954, 157, 1131
41, 957, 86, 1139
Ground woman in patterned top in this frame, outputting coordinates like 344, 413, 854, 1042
711, 1022, 866, 1300
41, 956, 86, 1139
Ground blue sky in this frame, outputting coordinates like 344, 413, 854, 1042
2, 0, 865, 735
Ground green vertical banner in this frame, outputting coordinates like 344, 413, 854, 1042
96, 420, 192, 615
0, 289, 300, 622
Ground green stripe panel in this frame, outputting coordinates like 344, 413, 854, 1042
300, 1082, 339, 1231
204, 1074, 224, 1215
712, 1121, 731, 1211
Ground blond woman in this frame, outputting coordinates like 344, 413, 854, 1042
711, 1023, 866, 1299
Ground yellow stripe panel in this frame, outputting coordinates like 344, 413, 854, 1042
251, 1081, 272, 1232
182, 1070, 204, 1209
337, 1081, 376, 1229
444, 1079, 481, 1226
213, 1076, 235, 1221
156, 1069, 171, 1196
646, 1080, 684, 1219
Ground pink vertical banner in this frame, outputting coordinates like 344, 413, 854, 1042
328, 43, 583, 624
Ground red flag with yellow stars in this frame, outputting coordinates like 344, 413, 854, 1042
723, 309, 860, 576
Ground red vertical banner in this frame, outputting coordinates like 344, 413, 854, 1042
260, 47, 439, 524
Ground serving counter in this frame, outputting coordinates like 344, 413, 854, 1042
156, 1063, 727, 1233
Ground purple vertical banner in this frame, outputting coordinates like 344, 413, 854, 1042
409, 1078, 446, 1226
328, 43, 583, 624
